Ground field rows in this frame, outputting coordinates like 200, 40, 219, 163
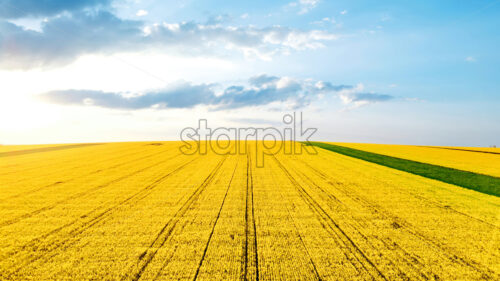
0, 142, 498, 280
332, 142, 500, 177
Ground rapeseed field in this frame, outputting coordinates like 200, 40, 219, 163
332, 142, 500, 177
0, 141, 498, 280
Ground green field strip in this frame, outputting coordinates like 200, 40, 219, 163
306, 142, 500, 197
0, 143, 104, 157
417, 146, 500, 155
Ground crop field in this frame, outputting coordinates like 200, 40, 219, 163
330, 143, 500, 177
0, 141, 499, 280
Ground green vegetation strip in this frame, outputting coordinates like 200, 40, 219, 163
306, 142, 500, 197
0, 143, 103, 157
417, 146, 500, 155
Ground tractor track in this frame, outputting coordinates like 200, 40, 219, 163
271, 159, 323, 280
284, 155, 432, 280
0, 152, 184, 229
417, 146, 500, 155
192, 160, 238, 280
120, 156, 227, 281
0, 146, 179, 202
1, 142, 498, 280
272, 155, 388, 281
240, 151, 259, 281
0, 156, 201, 279
293, 154, 497, 279
0, 143, 146, 177
310, 151, 498, 228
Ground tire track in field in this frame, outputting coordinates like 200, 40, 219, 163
152, 157, 236, 281
0, 144, 119, 177
417, 145, 500, 155
190, 161, 238, 281
273, 155, 373, 277
308, 142, 500, 197
0, 145, 179, 202
0, 143, 131, 177
121, 156, 227, 281
241, 151, 259, 281
271, 160, 323, 280
272, 155, 388, 281
148, 155, 233, 280
0, 156, 200, 280
0, 151, 183, 228
295, 158, 465, 277
0, 144, 141, 178
294, 156, 497, 279
0, 143, 176, 185
307, 151, 500, 238
0, 143, 175, 185
310, 152, 498, 228
284, 156, 430, 280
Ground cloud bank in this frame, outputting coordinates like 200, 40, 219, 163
0, 11, 141, 69
40, 75, 393, 110
0, 9, 337, 69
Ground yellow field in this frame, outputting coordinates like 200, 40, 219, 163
332, 142, 500, 177
0, 142, 499, 280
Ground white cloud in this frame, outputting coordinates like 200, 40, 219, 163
289, 0, 320, 15
465, 56, 477, 63
380, 15, 391, 22
240, 13, 249, 19
0, 12, 338, 70
311, 17, 336, 25
340, 10, 348, 15
337, 83, 394, 109
39, 75, 393, 111
136, 9, 148, 17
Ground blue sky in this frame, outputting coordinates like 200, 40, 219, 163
0, 0, 499, 145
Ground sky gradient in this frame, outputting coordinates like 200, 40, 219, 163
0, 0, 499, 146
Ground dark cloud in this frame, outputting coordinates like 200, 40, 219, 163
0, 0, 111, 19
40, 75, 394, 110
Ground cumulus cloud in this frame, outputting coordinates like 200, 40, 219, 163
0, 11, 337, 69
145, 21, 337, 56
341, 92, 393, 107
136, 10, 148, 17
289, 0, 320, 15
0, 0, 111, 19
39, 82, 216, 109
39, 75, 393, 110
337, 83, 394, 109
0, 11, 142, 69
465, 56, 477, 62
311, 17, 336, 25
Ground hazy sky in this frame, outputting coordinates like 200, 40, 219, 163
1, 0, 499, 146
